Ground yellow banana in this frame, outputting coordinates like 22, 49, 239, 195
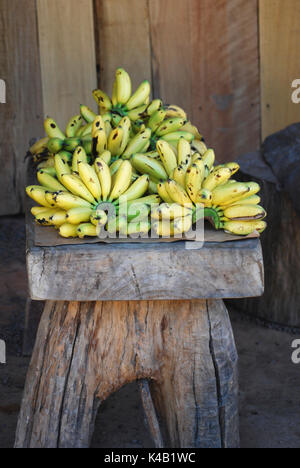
172, 165, 186, 188
148, 109, 167, 133
59, 223, 79, 238
164, 104, 187, 119
147, 99, 162, 116
107, 126, 124, 156
99, 150, 111, 165
131, 153, 168, 180
37, 170, 66, 192
26, 185, 53, 207
35, 209, 59, 226
165, 179, 193, 208
211, 182, 251, 206
177, 138, 191, 166
156, 140, 178, 177
90, 209, 108, 227
195, 188, 212, 207
118, 175, 149, 203
60, 174, 96, 204
80, 105, 97, 123
126, 80, 151, 110
77, 223, 98, 238
173, 213, 193, 235
49, 210, 67, 227
54, 153, 71, 182
202, 167, 232, 191
161, 131, 194, 143
185, 164, 205, 204
151, 203, 192, 220
221, 194, 261, 209
31, 206, 50, 216
92, 89, 112, 113
65, 114, 83, 138
202, 149, 215, 170
93, 128, 107, 156
191, 140, 208, 156
180, 121, 203, 140
119, 116, 131, 154
104, 120, 112, 138
157, 182, 173, 203
29, 137, 49, 156
155, 117, 186, 137
115, 68, 132, 105
78, 162, 102, 201
92, 115, 106, 138
46, 191, 92, 210
72, 146, 88, 174
122, 128, 151, 159
44, 117, 65, 139
223, 220, 267, 236
66, 207, 93, 225
109, 160, 132, 201
94, 158, 111, 201
127, 104, 147, 121
222, 204, 266, 220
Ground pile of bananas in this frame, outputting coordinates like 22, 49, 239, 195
26, 68, 267, 239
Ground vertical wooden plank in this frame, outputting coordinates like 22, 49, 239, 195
0, 0, 44, 215
37, 0, 97, 129
260, 0, 300, 140
94, 0, 152, 94
149, 0, 260, 163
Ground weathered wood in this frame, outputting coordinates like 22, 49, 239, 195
26, 213, 264, 301
149, 0, 260, 162
260, 0, 300, 140
15, 298, 239, 448
231, 152, 300, 328
37, 0, 98, 129
94, 0, 152, 92
0, 0, 44, 215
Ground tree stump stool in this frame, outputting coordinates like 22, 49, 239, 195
15, 217, 264, 448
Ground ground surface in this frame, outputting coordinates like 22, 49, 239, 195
0, 215, 299, 449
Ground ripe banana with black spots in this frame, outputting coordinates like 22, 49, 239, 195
44, 118, 65, 139
156, 140, 178, 177
26, 185, 53, 207
92, 89, 112, 114
94, 158, 111, 201
66, 207, 93, 224
37, 170, 66, 192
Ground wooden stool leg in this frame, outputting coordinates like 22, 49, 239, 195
15, 299, 239, 448
148, 300, 239, 448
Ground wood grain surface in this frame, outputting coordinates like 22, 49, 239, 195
149, 0, 260, 162
37, 0, 98, 129
15, 298, 239, 448
0, 0, 44, 215
94, 0, 152, 92
260, 0, 300, 139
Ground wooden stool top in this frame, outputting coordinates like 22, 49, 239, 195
26, 215, 264, 301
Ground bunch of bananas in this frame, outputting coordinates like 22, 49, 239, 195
26, 67, 267, 239
26, 146, 163, 238
133, 137, 266, 237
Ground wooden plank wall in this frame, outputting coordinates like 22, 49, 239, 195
0, 0, 43, 215
0, 0, 299, 215
37, 0, 98, 129
260, 0, 300, 140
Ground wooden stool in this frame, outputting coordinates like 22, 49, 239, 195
15, 219, 264, 448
